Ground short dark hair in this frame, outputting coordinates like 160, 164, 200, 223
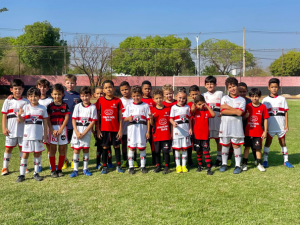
142, 80, 152, 87
205, 75, 217, 84
152, 89, 163, 97
64, 74, 77, 82
120, 81, 130, 87
131, 85, 142, 95
268, 78, 280, 87
249, 88, 262, 97
238, 82, 248, 89
36, 79, 50, 88
194, 94, 205, 104
189, 85, 200, 92
225, 77, 238, 88
27, 87, 41, 97
102, 80, 114, 87
10, 79, 24, 88
79, 86, 92, 95
52, 83, 65, 93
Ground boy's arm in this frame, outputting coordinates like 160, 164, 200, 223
221, 108, 243, 116
188, 118, 193, 135
96, 110, 102, 139
2, 114, 9, 136
169, 118, 178, 127
117, 109, 123, 140
262, 119, 268, 139
17, 107, 25, 123
81, 121, 96, 137
58, 114, 69, 135
146, 120, 151, 139
205, 103, 215, 118
42, 118, 48, 142
72, 118, 82, 139
47, 118, 53, 135
285, 112, 289, 132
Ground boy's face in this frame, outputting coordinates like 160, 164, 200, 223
268, 83, 280, 95
120, 85, 131, 98
153, 94, 163, 106
103, 83, 115, 97
28, 94, 40, 105
205, 82, 216, 92
238, 86, 248, 98
189, 91, 200, 100
250, 95, 260, 104
227, 83, 238, 96
80, 93, 91, 104
142, 84, 151, 97
10, 86, 24, 99
196, 101, 205, 110
51, 90, 63, 102
94, 88, 104, 99
65, 79, 76, 91
177, 92, 187, 106
163, 90, 174, 102
132, 92, 142, 104
37, 85, 49, 96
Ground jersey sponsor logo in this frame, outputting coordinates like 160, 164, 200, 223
250, 115, 258, 122
159, 118, 168, 125
104, 109, 114, 116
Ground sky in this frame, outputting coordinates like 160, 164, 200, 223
1, 0, 300, 68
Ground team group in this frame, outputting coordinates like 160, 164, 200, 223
1, 74, 293, 182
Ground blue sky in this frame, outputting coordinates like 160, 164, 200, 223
1, 0, 300, 67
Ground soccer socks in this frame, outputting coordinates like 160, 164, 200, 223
122, 148, 127, 161
102, 148, 108, 167
34, 157, 40, 174
221, 146, 230, 165
49, 156, 56, 171
108, 148, 112, 164
281, 146, 288, 162
203, 151, 211, 168
263, 146, 270, 162
164, 153, 170, 167
20, 158, 27, 176
197, 151, 203, 166
217, 150, 222, 161
3, 153, 11, 169
140, 150, 146, 168
175, 151, 181, 166
243, 158, 248, 165
128, 150, 135, 168
38, 155, 42, 167
96, 147, 102, 165
58, 155, 65, 170
182, 151, 187, 167
114, 147, 121, 166
19, 152, 23, 160
83, 153, 89, 170
252, 149, 257, 161
155, 151, 161, 166
187, 147, 193, 164
73, 154, 79, 171
234, 147, 242, 167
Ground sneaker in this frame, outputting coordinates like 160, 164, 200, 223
133, 161, 139, 168
101, 167, 108, 175
128, 167, 135, 175
1, 168, 9, 176
121, 161, 127, 168
33, 173, 43, 181
116, 166, 124, 173
51, 171, 58, 178
162, 167, 169, 175
227, 159, 232, 167
257, 164, 266, 172
188, 161, 194, 168
141, 167, 148, 174
213, 159, 222, 168
182, 166, 188, 173
196, 166, 204, 172
69, 170, 78, 178
56, 170, 64, 177
154, 165, 161, 173
233, 166, 242, 174
62, 160, 69, 170
38, 166, 43, 173
95, 163, 101, 170
83, 169, 92, 176
206, 168, 213, 175
16, 175, 25, 182
284, 161, 294, 168
71, 161, 74, 169
219, 165, 228, 172
263, 161, 269, 168
242, 164, 248, 171
254, 160, 257, 166
25, 169, 30, 174
108, 163, 114, 169
176, 165, 182, 173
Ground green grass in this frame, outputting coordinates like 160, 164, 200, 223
0, 100, 300, 224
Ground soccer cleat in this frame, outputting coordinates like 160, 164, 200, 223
176, 165, 182, 173
162, 167, 169, 175
51, 171, 58, 178
257, 164, 266, 172
116, 166, 124, 173
121, 161, 127, 168
263, 161, 269, 168
33, 173, 43, 181
128, 167, 135, 175
233, 166, 242, 174
56, 170, 64, 177
219, 165, 228, 172
254, 160, 257, 166
1, 168, 9, 176
284, 161, 294, 168
196, 166, 204, 172
83, 169, 92, 176
62, 160, 69, 170
38, 166, 43, 173
16, 175, 25, 182
242, 164, 248, 171
213, 159, 222, 168
227, 159, 232, 167
154, 165, 161, 173
101, 167, 108, 175
206, 168, 213, 175
71, 161, 74, 169
108, 163, 114, 169
25, 169, 30, 174
141, 167, 148, 174
133, 161, 139, 168
69, 170, 78, 178
182, 166, 188, 173
95, 163, 102, 170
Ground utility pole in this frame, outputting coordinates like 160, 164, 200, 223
243, 27, 246, 77
195, 36, 200, 76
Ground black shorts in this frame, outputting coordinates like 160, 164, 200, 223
244, 136, 262, 150
101, 131, 121, 147
95, 137, 102, 147
67, 129, 73, 144
154, 140, 172, 154
193, 138, 210, 152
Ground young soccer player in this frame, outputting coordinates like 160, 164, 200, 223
219, 77, 246, 174
62, 74, 81, 169
150, 89, 171, 174
170, 89, 193, 173
162, 84, 177, 108
123, 86, 150, 174
16, 87, 48, 182
262, 78, 293, 168
1, 79, 29, 176
47, 84, 70, 178
70, 86, 97, 177
193, 95, 215, 175
202, 76, 224, 167
96, 80, 124, 174
242, 88, 269, 172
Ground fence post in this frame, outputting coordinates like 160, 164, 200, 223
155, 49, 157, 89
111, 47, 113, 80
18, 46, 20, 78
281, 49, 283, 94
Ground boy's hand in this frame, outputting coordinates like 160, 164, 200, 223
116, 130, 122, 140
189, 129, 193, 136
97, 130, 103, 139
57, 129, 63, 136
173, 122, 178, 128
127, 115, 133, 122
3, 128, 10, 136
43, 135, 47, 143
7, 95, 13, 100
75, 130, 82, 139
18, 107, 24, 116
261, 131, 267, 139
148, 113, 154, 119
146, 132, 150, 140
16, 118, 20, 123
191, 103, 196, 111
285, 125, 289, 133
53, 130, 59, 136
221, 103, 229, 110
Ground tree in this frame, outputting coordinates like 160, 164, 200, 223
12, 21, 69, 75
69, 35, 111, 88
201, 65, 222, 75
198, 38, 255, 75
0, 7, 8, 13
269, 50, 300, 76
112, 35, 195, 76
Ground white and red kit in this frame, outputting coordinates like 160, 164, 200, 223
245, 103, 269, 137
123, 102, 150, 150
121, 97, 133, 135
151, 106, 171, 142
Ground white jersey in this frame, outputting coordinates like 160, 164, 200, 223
38, 97, 53, 108
123, 102, 150, 146
219, 95, 246, 138
262, 95, 288, 133
21, 104, 48, 141
170, 104, 191, 139
202, 91, 223, 131
121, 97, 134, 135
71, 103, 97, 145
1, 97, 29, 138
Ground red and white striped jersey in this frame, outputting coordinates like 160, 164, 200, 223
203, 91, 223, 131
121, 97, 133, 135
170, 104, 191, 139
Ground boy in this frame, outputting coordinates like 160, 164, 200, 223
202, 76, 224, 167
70, 86, 98, 177
170, 89, 193, 173
62, 74, 81, 169
243, 88, 269, 172
16, 87, 48, 182
150, 89, 171, 174
219, 77, 246, 174
1, 79, 29, 176
96, 80, 124, 174
193, 95, 215, 175
47, 84, 70, 178
123, 86, 150, 174
262, 78, 293, 168
162, 84, 177, 108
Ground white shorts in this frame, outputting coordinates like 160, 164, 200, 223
22, 140, 45, 153
48, 125, 68, 145
128, 142, 147, 150
220, 137, 244, 146
71, 133, 91, 150
209, 130, 219, 139
5, 137, 23, 148
172, 137, 192, 150
268, 130, 286, 139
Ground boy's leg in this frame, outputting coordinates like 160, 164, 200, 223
57, 145, 66, 171
108, 146, 113, 165
227, 145, 234, 165
49, 144, 57, 172
2, 147, 13, 174
128, 149, 135, 168
196, 151, 203, 167
113, 145, 121, 168
122, 137, 127, 161
102, 147, 108, 167
96, 146, 103, 166
233, 144, 242, 168
242, 147, 250, 171
279, 137, 293, 168
140, 149, 147, 168
33, 152, 41, 175
175, 150, 181, 166
83, 148, 92, 175
263, 134, 272, 167
73, 149, 80, 171
20, 152, 29, 176
215, 138, 222, 165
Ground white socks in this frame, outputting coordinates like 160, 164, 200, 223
263, 146, 270, 162
128, 150, 135, 168
34, 157, 40, 174
182, 151, 187, 167
234, 147, 242, 167
174, 151, 187, 167
83, 153, 89, 170
19, 152, 23, 160
20, 158, 27, 176
38, 155, 42, 166
221, 146, 230, 165
140, 150, 146, 168
281, 146, 288, 162
3, 153, 11, 169
73, 154, 79, 171
175, 151, 180, 166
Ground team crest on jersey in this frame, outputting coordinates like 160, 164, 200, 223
104, 109, 114, 115
81, 118, 89, 125
134, 116, 141, 122
61, 135, 66, 140
74, 98, 80, 104
250, 116, 258, 122
180, 115, 187, 122
31, 116, 39, 124
159, 118, 168, 125
272, 107, 279, 115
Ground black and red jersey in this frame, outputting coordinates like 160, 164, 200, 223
151, 106, 171, 142
193, 109, 212, 140
141, 97, 156, 110
47, 102, 70, 126
163, 100, 177, 108
245, 103, 269, 137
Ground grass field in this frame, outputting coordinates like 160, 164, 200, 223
0, 99, 300, 224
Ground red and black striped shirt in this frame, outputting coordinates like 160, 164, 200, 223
47, 102, 70, 126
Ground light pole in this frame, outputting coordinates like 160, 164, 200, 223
195, 36, 199, 76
